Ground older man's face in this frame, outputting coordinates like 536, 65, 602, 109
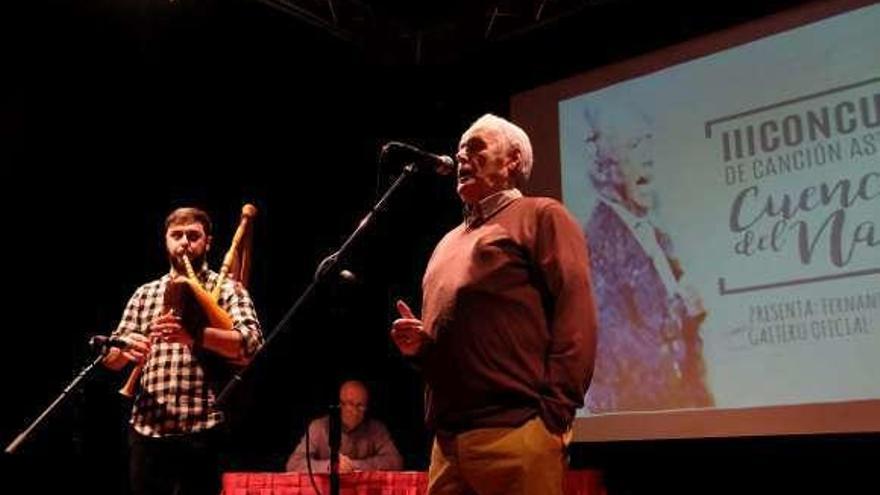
617, 132, 655, 216
339, 383, 368, 431
456, 124, 517, 205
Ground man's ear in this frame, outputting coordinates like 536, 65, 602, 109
206, 235, 213, 252
506, 148, 522, 180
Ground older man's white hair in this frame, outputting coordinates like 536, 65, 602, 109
467, 114, 534, 185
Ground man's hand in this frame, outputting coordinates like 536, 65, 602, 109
339, 454, 355, 473
148, 309, 195, 347
560, 427, 574, 447
103, 332, 151, 370
681, 283, 707, 322
391, 299, 432, 356
119, 333, 152, 364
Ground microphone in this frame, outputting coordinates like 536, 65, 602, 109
380, 141, 455, 176
89, 335, 128, 350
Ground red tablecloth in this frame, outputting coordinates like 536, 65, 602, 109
223, 470, 605, 495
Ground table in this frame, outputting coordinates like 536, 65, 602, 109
223, 470, 606, 495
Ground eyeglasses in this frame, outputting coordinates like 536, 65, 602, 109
340, 401, 367, 411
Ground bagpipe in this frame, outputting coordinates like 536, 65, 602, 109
118, 204, 257, 397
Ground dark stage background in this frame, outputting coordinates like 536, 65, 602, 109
3, 1, 876, 494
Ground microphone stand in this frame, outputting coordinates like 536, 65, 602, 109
5, 341, 114, 454
215, 161, 425, 495
328, 404, 342, 495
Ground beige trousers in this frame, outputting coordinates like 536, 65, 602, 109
427, 417, 566, 495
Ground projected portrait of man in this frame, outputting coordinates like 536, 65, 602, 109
581, 103, 714, 413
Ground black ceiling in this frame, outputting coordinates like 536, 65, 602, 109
248, 0, 817, 66
22, 0, 818, 77
9, 0, 824, 182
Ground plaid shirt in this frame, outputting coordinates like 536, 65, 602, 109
113, 267, 263, 437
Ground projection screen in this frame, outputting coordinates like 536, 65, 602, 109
512, 0, 880, 441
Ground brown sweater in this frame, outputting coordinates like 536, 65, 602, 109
420, 194, 597, 434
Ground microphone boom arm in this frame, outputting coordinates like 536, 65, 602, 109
216, 161, 421, 410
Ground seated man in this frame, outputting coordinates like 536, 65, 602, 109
285, 380, 403, 473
